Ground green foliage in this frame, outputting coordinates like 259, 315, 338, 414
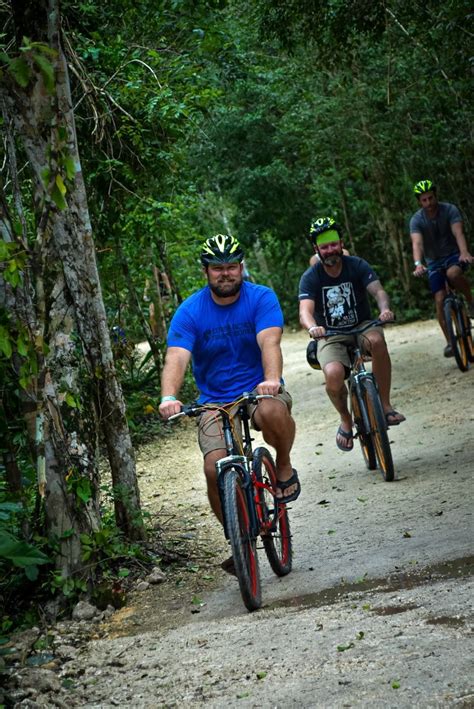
1, 36, 57, 92
0, 486, 50, 585
1, 0, 472, 635
0, 530, 50, 580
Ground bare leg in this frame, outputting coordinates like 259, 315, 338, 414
323, 361, 353, 449
447, 266, 473, 306
365, 331, 404, 424
203, 449, 226, 524
253, 399, 296, 499
434, 290, 449, 343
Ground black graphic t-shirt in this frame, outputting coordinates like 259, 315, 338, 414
298, 257, 378, 328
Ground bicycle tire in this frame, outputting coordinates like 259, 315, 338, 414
253, 447, 292, 577
444, 298, 469, 372
362, 377, 395, 482
351, 386, 376, 470
460, 301, 474, 363
222, 467, 261, 611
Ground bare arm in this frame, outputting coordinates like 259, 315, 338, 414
159, 346, 192, 419
256, 326, 283, 395
410, 231, 427, 276
451, 222, 473, 263
366, 280, 394, 322
299, 298, 326, 339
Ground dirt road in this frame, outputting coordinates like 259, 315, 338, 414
53, 321, 474, 706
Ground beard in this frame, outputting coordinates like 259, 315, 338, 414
209, 278, 243, 298
323, 254, 341, 266
319, 249, 343, 267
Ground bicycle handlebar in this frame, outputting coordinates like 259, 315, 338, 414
167, 392, 275, 421
324, 319, 387, 338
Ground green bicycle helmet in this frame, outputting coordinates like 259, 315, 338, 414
413, 179, 436, 195
309, 216, 342, 246
200, 234, 245, 266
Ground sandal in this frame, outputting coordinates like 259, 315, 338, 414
336, 425, 353, 451
275, 468, 301, 504
385, 410, 406, 426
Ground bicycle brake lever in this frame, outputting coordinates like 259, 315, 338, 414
167, 410, 185, 421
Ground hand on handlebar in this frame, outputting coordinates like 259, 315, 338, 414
458, 251, 474, 265
309, 325, 327, 340
256, 379, 281, 397
378, 309, 395, 323
413, 264, 427, 277
159, 398, 183, 420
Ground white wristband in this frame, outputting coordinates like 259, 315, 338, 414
161, 395, 177, 403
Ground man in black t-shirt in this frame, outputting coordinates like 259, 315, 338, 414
299, 217, 405, 452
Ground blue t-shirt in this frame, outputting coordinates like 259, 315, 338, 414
409, 202, 462, 260
298, 256, 378, 328
167, 281, 284, 403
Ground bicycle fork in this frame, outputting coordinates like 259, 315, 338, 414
352, 373, 372, 436
216, 457, 260, 541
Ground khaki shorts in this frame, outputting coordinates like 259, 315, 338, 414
317, 320, 384, 372
198, 387, 293, 458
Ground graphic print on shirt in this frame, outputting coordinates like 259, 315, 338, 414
323, 282, 357, 327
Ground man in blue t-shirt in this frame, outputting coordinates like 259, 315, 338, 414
410, 179, 474, 357
299, 217, 405, 453
159, 234, 299, 563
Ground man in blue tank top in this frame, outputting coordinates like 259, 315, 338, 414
410, 179, 474, 357
159, 234, 299, 569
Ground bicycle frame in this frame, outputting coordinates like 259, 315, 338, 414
323, 319, 395, 480
169, 393, 271, 542
214, 404, 260, 541
348, 347, 375, 435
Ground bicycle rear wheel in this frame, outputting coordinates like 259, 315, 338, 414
362, 377, 394, 482
444, 298, 470, 371
253, 447, 292, 576
351, 386, 376, 470
222, 467, 261, 611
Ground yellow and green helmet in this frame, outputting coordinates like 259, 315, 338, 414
309, 216, 342, 246
413, 179, 435, 196
200, 234, 244, 266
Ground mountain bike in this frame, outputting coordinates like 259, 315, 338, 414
443, 285, 474, 372
169, 393, 292, 611
416, 266, 474, 372
324, 320, 395, 482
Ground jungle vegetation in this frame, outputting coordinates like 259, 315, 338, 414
0, 0, 472, 628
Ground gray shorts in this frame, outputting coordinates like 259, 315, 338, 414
198, 387, 293, 458
317, 320, 384, 371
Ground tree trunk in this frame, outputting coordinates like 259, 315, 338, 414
2, 0, 145, 567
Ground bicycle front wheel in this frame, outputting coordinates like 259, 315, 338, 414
460, 301, 474, 363
363, 377, 394, 482
253, 447, 292, 576
222, 467, 261, 611
444, 298, 470, 372
351, 386, 376, 470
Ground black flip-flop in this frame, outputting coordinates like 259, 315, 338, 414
336, 425, 354, 451
385, 410, 406, 426
275, 468, 301, 504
